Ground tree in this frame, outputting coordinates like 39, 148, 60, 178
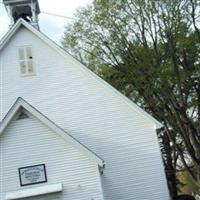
178, 170, 200, 196
62, 0, 200, 197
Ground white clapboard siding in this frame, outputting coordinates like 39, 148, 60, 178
0, 24, 170, 200
0, 113, 104, 200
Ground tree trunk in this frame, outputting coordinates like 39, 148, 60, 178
161, 131, 178, 198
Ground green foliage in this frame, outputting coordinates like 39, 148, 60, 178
178, 170, 200, 196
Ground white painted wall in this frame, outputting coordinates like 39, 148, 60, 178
0, 112, 104, 200
0, 26, 170, 200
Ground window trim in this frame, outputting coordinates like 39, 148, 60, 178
18, 45, 36, 77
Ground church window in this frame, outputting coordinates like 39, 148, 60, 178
18, 46, 34, 76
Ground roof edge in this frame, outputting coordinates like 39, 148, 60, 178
0, 97, 105, 168
0, 19, 23, 51
0, 19, 163, 129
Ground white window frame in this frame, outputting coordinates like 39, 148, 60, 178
18, 46, 35, 76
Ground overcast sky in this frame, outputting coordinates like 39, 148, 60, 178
0, 0, 92, 43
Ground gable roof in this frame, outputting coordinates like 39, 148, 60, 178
0, 19, 163, 129
0, 97, 105, 168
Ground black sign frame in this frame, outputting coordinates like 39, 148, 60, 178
18, 164, 47, 186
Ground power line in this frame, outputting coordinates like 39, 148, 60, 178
0, 2, 77, 21
40, 11, 77, 20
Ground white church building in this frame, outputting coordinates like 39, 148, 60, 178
0, 0, 170, 200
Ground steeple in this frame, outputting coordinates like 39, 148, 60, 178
3, 0, 40, 29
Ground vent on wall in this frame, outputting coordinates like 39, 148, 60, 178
17, 111, 29, 120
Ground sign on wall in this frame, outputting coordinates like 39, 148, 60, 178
18, 164, 47, 186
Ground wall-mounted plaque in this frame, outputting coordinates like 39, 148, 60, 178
18, 164, 47, 186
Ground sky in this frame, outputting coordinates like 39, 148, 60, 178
0, 0, 92, 43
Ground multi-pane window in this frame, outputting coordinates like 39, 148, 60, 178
18, 46, 34, 75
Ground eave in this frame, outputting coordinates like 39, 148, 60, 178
0, 97, 105, 168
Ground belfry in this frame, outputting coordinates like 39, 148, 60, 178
3, 0, 40, 29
